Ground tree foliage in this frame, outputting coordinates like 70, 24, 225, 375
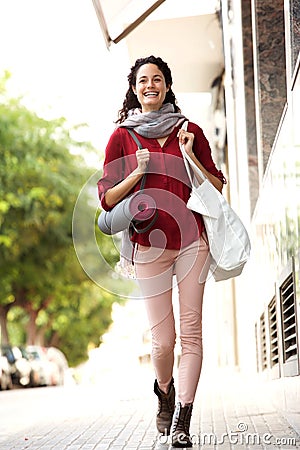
0, 72, 124, 366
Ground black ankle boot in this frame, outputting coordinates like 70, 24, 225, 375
171, 402, 193, 447
154, 378, 175, 435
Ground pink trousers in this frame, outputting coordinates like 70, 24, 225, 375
134, 237, 209, 405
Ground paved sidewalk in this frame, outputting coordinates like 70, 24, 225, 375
1, 366, 299, 450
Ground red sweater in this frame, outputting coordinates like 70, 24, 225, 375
97, 122, 225, 250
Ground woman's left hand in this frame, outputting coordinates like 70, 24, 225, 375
178, 128, 223, 193
177, 129, 195, 156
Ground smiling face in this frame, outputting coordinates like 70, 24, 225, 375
132, 63, 170, 113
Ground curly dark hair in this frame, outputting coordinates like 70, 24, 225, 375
116, 55, 181, 124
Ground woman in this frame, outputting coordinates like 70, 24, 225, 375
97, 56, 226, 447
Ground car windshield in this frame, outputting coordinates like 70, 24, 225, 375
28, 351, 41, 360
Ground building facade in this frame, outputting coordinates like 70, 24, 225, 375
220, 0, 300, 416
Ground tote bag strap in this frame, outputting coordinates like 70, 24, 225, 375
127, 128, 147, 190
179, 121, 207, 186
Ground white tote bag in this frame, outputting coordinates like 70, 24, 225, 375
179, 122, 251, 282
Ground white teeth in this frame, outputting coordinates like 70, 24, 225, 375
144, 92, 158, 97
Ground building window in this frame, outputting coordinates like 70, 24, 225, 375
268, 296, 280, 378
255, 323, 260, 372
279, 269, 299, 376
260, 313, 268, 371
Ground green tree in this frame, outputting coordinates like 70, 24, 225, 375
0, 72, 124, 365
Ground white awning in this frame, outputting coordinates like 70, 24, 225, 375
92, 0, 224, 92
92, 0, 166, 47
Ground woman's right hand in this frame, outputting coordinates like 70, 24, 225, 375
104, 148, 150, 207
136, 148, 150, 173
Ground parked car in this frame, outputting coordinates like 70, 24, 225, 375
0, 351, 12, 390
18, 346, 43, 387
1, 345, 32, 387
46, 347, 68, 386
26, 345, 58, 386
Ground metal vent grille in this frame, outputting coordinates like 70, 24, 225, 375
268, 297, 279, 367
260, 313, 268, 371
280, 273, 298, 364
255, 323, 260, 372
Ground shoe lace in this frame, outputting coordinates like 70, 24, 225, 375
173, 404, 192, 434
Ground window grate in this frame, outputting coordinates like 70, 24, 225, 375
280, 273, 297, 364
260, 313, 268, 370
255, 322, 260, 372
268, 297, 279, 367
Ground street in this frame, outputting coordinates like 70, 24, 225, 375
1, 365, 300, 450
0, 364, 156, 450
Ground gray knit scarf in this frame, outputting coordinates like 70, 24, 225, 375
119, 103, 186, 138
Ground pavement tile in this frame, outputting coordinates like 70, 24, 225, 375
1, 370, 300, 450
